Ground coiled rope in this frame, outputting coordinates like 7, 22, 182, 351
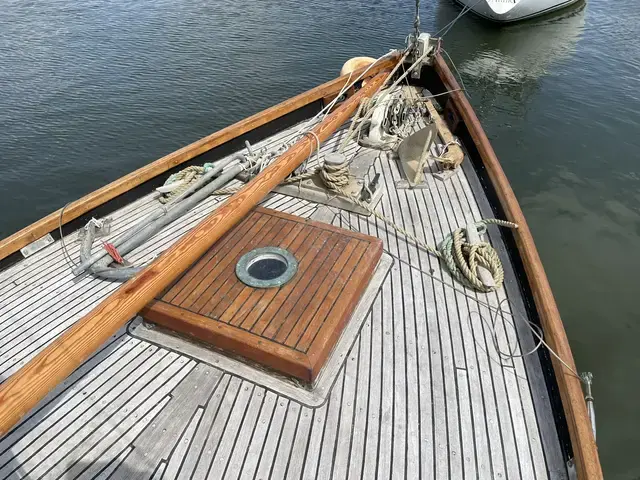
158, 166, 207, 204
188, 151, 516, 292
318, 161, 351, 191
161, 83, 516, 293
438, 219, 518, 291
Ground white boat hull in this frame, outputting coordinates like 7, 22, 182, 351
454, 0, 582, 22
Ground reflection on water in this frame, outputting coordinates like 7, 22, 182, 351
1, 0, 639, 477
440, 2, 586, 82
436, 2, 586, 116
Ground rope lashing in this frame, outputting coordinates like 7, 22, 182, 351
318, 161, 351, 191
433, 140, 462, 170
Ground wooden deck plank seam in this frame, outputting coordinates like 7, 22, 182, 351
420, 151, 513, 478
294, 241, 368, 351
379, 160, 441, 478
459, 156, 563, 477
1, 352, 187, 478
245, 229, 337, 336
446, 164, 538, 478
0, 331, 133, 454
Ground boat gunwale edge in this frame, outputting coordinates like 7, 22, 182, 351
433, 52, 602, 480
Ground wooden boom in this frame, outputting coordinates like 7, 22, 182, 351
433, 53, 602, 479
0, 69, 392, 436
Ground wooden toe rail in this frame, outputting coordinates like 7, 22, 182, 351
424, 99, 463, 169
434, 53, 602, 479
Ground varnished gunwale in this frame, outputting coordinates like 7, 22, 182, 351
433, 54, 601, 478
0, 55, 399, 266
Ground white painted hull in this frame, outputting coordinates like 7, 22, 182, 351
454, 0, 582, 22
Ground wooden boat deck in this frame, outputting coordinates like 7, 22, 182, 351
0, 119, 568, 478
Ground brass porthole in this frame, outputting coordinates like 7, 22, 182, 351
235, 247, 298, 288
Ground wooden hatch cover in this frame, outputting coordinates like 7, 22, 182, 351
142, 207, 382, 383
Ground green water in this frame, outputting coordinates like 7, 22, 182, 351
0, 0, 638, 477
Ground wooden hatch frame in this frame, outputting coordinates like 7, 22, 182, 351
142, 207, 383, 383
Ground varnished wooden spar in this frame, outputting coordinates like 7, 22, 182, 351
0, 70, 392, 436
433, 54, 603, 479
0, 53, 399, 264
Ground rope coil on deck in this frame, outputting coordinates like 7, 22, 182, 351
438, 219, 518, 292
159, 166, 207, 204
158, 82, 517, 293
317, 161, 351, 191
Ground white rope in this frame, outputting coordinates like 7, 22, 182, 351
313, 154, 517, 292
294, 50, 400, 138
336, 48, 431, 152
226, 51, 400, 180
301, 131, 321, 173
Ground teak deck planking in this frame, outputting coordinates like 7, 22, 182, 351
434, 53, 602, 479
0, 110, 565, 479
0, 51, 601, 479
